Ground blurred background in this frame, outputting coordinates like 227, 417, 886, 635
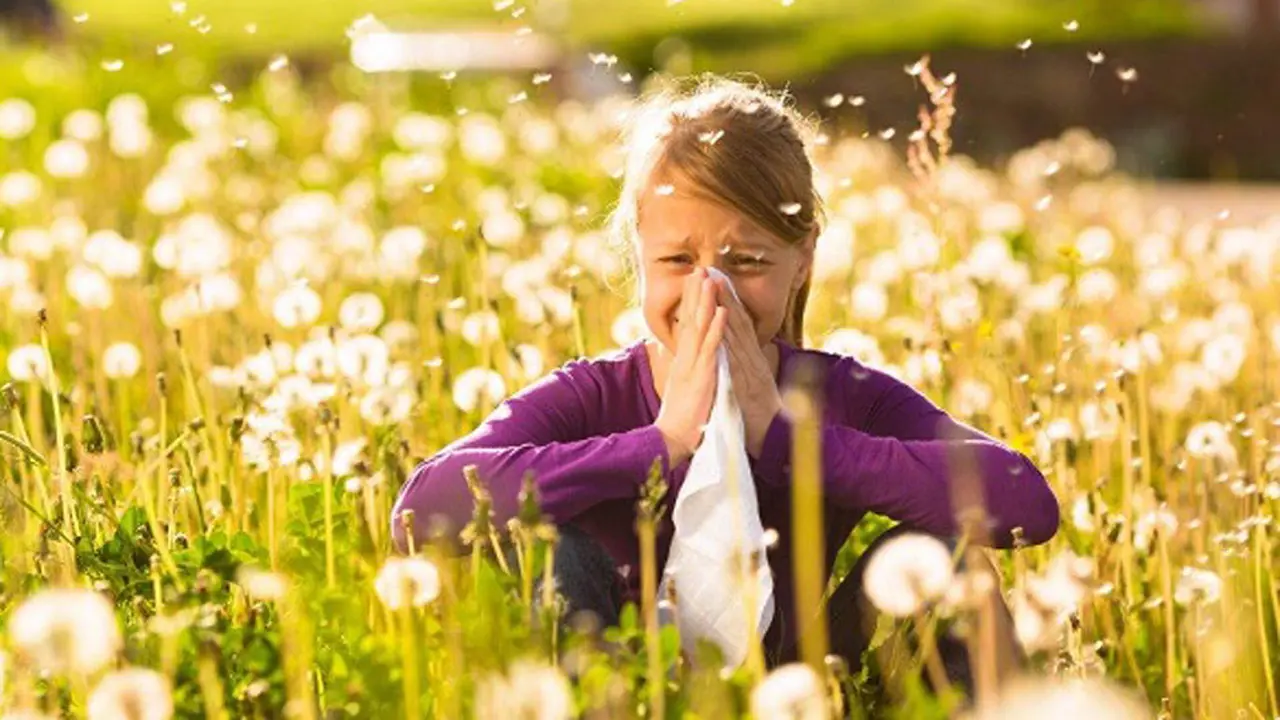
1, 0, 1278, 193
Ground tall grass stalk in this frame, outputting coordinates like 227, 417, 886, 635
784, 362, 829, 671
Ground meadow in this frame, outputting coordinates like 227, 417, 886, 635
0, 33, 1278, 719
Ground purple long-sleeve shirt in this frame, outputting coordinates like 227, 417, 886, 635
392, 338, 1059, 649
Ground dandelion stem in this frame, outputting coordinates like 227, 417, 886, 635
41, 320, 79, 539
321, 428, 336, 589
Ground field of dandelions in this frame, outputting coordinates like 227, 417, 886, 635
0, 46, 1278, 720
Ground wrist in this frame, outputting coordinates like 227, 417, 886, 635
654, 421, 694, 466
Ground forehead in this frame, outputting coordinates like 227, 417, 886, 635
636, 184, 783, 251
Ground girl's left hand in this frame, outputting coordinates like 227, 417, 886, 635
712, 278, 784, 459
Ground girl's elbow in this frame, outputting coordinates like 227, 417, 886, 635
1019, 467, 1061, 546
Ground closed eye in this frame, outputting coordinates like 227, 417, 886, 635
659, 255, 693, 265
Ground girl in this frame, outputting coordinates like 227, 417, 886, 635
392, 77, 1060, 679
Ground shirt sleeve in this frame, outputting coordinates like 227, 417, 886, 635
390, 362, 671, 553
752, 359, 1060, 548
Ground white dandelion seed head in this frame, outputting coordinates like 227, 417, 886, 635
338, 292, 385, 332
1173, 567, 1222, 607
43, 139, 91, 178
461, 310, 502, 347
0, 98, 37, 139
236, 567, 289, 602
863, 532, 955, 617
474, 659, 574, 720
821, 328, 885, 368
374, 556, 441, 610
10, 588, 122, 675
272, 283, 323, 328
86, 667, 173, 720
974, 676, 1150, 720
610, 307, 650, 348
0, 171, 43, 208
1185, 421, 1236, 462
6, 344, 50, 383
452, 367, 507, 414
1025, 552, 1094, 615
749, 662, 830, 720
102, 342, 142, 379
849, 282, 888, 322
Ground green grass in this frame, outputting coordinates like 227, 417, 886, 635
58, 0, 1205, 78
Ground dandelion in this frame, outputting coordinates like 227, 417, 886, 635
1116, 66, 1139, 83
0, 98, 36, 140
6, 344, 49, 383
10, 588, 122, 675
1185, 421, 1236, 462
749, 663, 830, 720
1025, 552, 1094, 615
43, 139, 90, 178
862, 532, 954, 617
338, 292, 385, 331
974, 677, 1149, 719
1133, 506, 1178, 553
374, 556, 441, 610
236, 567, 289, 601
1173, 567, 1222, 606
272, 283, 323, 328
1199, 333, 1246, 385
0, 171, 42, 207
87, 667, 173, 720
452, 367, 508, 413
474, 659, 573, 720
103, 342, 142, 379
461, 310, 502, 347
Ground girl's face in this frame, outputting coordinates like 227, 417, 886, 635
635, 177, 813, 355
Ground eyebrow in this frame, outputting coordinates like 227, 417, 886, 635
659, 237, 775, 253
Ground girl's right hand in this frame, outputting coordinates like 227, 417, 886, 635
654, 267, 728, 467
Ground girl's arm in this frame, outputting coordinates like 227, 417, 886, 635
390, 363, 671, 552
752, 359, 1060, 549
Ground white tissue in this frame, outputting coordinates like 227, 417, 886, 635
657, 267, 775, 669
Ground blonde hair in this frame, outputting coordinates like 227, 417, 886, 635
607, 75, 826, 347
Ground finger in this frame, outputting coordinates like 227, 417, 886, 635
677, 269, 703, 355
699, 306, 728, 367
694, 276, 716, 335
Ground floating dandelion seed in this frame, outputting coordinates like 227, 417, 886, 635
942, 72, 957, 85
698, 129, 725, 145
1116, 66, 1139, 83
244, 22, 257, 33
73, 12, 89, 22
782, 0, 796, 6
268, 54, 289, 72
1044, 160, 1062, 176
1063, 19, 1080, 31
588, 52, 618, 68
508, 91, 528, 104
101, 59, 124, 72
1036, 195, 1053, 211
823, 93, 844, 108
905, 60, 925, 76
1086, 50, 1106, 65
170, 0, 185, 13
1017, 38, 1033, 51
532, 72, 552, 84
908, 129, 926, 143
156, 43, 173, 55
211, 83, 233, 103
618, 72, 633, 83
655, 184, 675, 196
511, 6, 526, 17
878, 127, 896, 140
514, 26, 532, 36
493, 0, 514, 9
667, 0, 684, 5
779, 202, 803, 216
850, 95, 866, 106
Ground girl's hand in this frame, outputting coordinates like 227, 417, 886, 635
653, 267, 729, 466
713, 278, 784, 459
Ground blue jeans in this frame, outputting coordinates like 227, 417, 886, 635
535, 523, 1023, 693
